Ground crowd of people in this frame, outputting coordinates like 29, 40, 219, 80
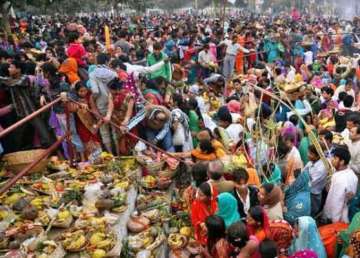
1, 8, 360, 258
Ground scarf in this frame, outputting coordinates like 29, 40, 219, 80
216, 192, 241, 228
260, 185, 282, 208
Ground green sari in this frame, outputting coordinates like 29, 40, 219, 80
337, 212, 360, 257
188, 110, 201, 147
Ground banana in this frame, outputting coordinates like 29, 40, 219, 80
145, 232, 165, 251
96, 239, 112, 249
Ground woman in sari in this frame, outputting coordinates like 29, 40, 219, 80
143, 79, 164, 105
202, 215, 232, 258
73, 82, 101, 158
182, 162, 208, 214
289, 216, 327, 258
191, 182, 218, 245
269, 219, 294, 257
283, 171, 311, 225
108, 79, 137, 156
247, 206, 271, 242
187, 97, 202, 148
235, 34, 246, 74
216, 192, 241, 228
337, 212, 360, 257
258, 183, 284, 220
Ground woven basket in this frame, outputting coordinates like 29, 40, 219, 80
146, 161, 165, 175
136, 156, 165, 175
2, 149, 49, 174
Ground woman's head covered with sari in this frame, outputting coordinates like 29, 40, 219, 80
216, 192, 241, 228
247, 205, 271, 241
289, 216, 327, 258
58, 57, 80, 84
258, 183, 283, 208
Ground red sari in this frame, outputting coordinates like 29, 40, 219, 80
112, 89, 138, 155
75, 94, 100, 144
247, 207, 271, 242
191, 185, 218, 246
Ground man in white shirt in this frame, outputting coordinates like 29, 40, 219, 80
346, 125, 360, 175
216, 106, 243, 147
304, 145, 328, 216
323, 147, 358, 223
198, 44, 213, 77
220, 35, 249, 79
333, 79, 355, 102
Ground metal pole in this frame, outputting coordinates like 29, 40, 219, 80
0, 97, 62, 139
0, 135, 66, 195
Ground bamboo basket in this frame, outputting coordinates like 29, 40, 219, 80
2, 149, 49, 174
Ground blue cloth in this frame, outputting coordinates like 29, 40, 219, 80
0, 142, 3, 155
145, 126, 174, 152
216, 192, 241, 228
289, 216, 327, 258
263, 164, 282, 185
284, 171, 311, 225
264, 40, 281, 63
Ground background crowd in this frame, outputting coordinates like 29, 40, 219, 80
1, 8, 360, 258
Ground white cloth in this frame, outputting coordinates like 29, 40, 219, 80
226, 123, 244, 144
287, 146, 304, 170
220, 39, 250, 56
198, 50, 213, 66
304, 51, 314, 65
346, 139, 360, 175
125, 61, 165, 80
323, 167, 358, 223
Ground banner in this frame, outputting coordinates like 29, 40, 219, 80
104, 25, 111, 51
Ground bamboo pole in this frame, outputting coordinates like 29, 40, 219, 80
0, 97, 62, 139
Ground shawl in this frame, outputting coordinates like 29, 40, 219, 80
284, 171, 311, 225
289, 216, 327, 258
261, 185, 283, 208
216, 193, 241, 228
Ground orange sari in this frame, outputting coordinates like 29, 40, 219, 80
235, 35, 245, 74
